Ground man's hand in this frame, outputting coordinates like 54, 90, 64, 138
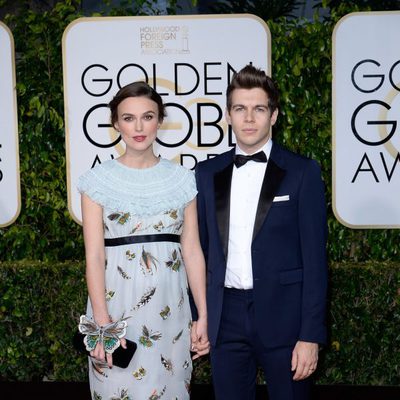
291, 341, 319, 380
191, 318, 210, 360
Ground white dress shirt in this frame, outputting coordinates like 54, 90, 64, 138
224, 140, 272, 289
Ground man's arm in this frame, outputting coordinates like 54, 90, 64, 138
292, 159, 328, 380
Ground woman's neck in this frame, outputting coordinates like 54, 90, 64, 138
118, 150, 159, 169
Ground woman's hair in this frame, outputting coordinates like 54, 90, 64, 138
226, 64, 279, 113
109, 81, 166, 126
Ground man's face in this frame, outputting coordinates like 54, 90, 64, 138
226, 88, 278, 154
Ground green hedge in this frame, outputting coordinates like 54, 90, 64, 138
1, 261, 399, 384
1, 0, 400, 387
1, 1, 400, 262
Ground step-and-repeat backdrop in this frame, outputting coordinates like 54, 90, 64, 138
62, 14, 271, 223
333, 11, 400, 228
3, 12, 399, 229
0, 22, 20, 228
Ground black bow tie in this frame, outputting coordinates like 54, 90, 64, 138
233, 151, 267, 168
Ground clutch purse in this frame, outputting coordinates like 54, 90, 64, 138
72, 315, 137, 369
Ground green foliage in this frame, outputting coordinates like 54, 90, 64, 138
1, 1, 399, 263
0, 1, 85, 261
318, 262, 400, 384
0, 1, 400, 385
1, 1, 398, 263
1, 261, 399, 384
268, 12, 400, 262
0, 261, 87, 381
209, 0, 304, 20
0, 0, 176, 261
317, 0, 400, 11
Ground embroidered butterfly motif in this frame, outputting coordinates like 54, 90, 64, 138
164, 209, 178, 220
159, 305, 171, 320
132, 366, 146, 380
139, 325, 162, 348
93, 390, 103, 400
78, 315, 128, 353
125, 250, 136, 261
165, 249, 181, 272
148, 385, 166, 400
153, 221, 164, 232
111, 388, 130, 400
107, 212, 130, 225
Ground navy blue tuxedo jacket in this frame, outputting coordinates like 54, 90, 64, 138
195, 143, 328, 349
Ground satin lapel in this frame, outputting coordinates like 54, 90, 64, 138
214, 163, 233, 260
252, 157, 286, 241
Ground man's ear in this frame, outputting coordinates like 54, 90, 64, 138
225, 108, 231, 125
271, 108, 279, 126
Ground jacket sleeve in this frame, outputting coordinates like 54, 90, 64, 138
188, 163, 209, 321
298, 159, 328, 345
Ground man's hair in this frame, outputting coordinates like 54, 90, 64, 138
226, 64, 279, 113
109, 81, 166, 126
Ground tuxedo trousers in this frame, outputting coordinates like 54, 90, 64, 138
210, 287, 311, 400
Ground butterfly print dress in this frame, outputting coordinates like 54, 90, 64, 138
77, 158, 196, 400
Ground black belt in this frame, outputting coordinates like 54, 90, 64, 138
224, 287, 254, 299
104, 233, 180, 247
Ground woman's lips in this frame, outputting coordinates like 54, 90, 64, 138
133, 136, 146, 142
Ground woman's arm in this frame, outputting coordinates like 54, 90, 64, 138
82, 194, 110, 326
181, 198, 209, 358
82, 194, 118, 366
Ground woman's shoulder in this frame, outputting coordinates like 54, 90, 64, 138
159, 158, 194, 179
78, 158, 114, 185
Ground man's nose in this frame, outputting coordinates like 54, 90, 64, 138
245, 109, 255, 121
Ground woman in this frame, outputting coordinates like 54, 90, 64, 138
77, 81, 209, 400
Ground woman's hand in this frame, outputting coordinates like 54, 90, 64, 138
90, 337, 127, 369
191, 317, 210, 360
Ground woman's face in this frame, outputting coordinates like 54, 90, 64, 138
114, 96, 161, 155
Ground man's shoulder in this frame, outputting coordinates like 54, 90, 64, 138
274, 142, 320, 171
197, 149, 234, 173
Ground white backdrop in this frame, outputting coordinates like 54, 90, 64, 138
63, 14, 271, 224
333, 11, 400, 228
0, 22, 20, 227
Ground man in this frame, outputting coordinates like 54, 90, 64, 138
194, 65, 328, 400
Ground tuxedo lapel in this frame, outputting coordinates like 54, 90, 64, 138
214, 162, 234, 260
252, 148, 286, 241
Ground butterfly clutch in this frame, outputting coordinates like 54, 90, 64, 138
73, 315, 136, 368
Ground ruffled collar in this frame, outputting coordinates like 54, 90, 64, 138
77, 158, 196, 216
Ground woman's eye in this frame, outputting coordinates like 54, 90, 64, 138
144, 114, 154, 120
123, 116, 133, 121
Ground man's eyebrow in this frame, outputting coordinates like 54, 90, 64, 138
231, 104, 268, 108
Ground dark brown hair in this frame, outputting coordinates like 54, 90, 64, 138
226, 64, 279, 113
109, 81, 166, 126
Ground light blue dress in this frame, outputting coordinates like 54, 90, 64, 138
77, 158, 197, 400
